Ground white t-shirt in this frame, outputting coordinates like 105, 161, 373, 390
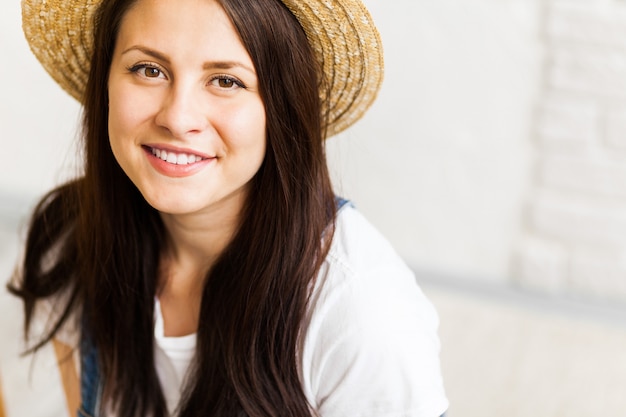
153, 299, 196, 415
153, 205, 448, 417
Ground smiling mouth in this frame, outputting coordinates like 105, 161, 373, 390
148, 146, 209, 165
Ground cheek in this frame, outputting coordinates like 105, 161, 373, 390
107, 83, 131, 144
107, 85, 149, 148
224, 101, 267, 152
107, 91, 148, 174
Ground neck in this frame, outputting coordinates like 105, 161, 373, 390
157, 192, 246, 336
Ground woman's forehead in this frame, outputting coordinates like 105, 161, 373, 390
115, 0, 254, 70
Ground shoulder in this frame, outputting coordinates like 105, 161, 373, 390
300, 206, 448, 417
325, 205, 419, 284
315, 206, 438, 331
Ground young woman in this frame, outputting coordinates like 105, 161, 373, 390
11, 0, 448, 416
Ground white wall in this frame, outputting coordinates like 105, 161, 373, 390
0, 0, 81, 204
514, 0, 626, 303
1, 0, 540, 285
329, 0, 540, 282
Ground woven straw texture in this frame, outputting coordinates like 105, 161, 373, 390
22, 0, 384, 137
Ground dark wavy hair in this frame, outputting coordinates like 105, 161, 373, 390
8, 0, 336, 415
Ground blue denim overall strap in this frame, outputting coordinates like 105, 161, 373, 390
335, 196, 352, 211
79, 331, 101, 417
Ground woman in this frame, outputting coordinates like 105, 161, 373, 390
11, 0, 448, 416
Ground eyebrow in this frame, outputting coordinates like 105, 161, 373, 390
121, 45, 256, 74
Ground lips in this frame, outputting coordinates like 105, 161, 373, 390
143, 145, 214, 178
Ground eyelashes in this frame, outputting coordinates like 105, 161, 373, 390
125, 62, 247, 90
126, 62, 166, 79
210, 75, 246, 89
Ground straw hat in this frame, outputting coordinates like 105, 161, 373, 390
22, 0, 384, 137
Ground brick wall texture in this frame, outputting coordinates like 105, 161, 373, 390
516, 0, 626, 302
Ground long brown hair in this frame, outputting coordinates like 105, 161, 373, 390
9, 0, 336, 416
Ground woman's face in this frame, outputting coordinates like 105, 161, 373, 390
108, 0, 266, 217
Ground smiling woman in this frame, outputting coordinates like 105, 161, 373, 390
107, 0, 266, 219
9, 0, 448, 416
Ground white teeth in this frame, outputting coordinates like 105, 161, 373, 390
151, 147, 203, 165
177, 154, 189, 165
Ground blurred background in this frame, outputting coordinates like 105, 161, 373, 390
2, 0, 626, 415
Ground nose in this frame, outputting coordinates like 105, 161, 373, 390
154, 81, 210, 139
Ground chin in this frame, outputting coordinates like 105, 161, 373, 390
154, 202, 203, 216
139, 193, 196, 215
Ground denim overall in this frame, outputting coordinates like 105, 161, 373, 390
79, 331, 101, 417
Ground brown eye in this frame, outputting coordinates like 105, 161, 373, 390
210, 75, 244, 90
128, 63, 166, 79
144, 67, 162, 78
218, 78, 234, 88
